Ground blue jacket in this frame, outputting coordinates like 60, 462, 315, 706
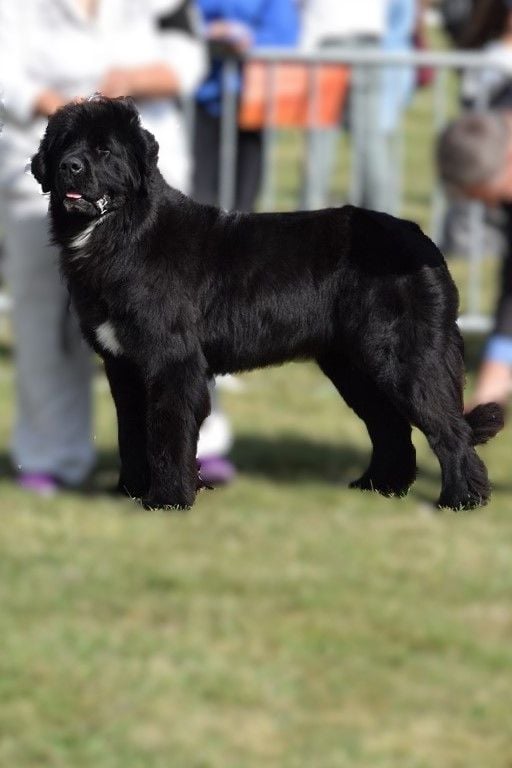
196, 0, 299, 114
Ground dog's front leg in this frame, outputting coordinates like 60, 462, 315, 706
142, 355, 211, 511
104, 355, 150, 499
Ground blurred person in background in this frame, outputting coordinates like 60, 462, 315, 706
376, 0, 418, 213
440, 0, 512, 257
438, 110, 512, 408
0, 0, 237, 496
439, 0, 476, 46
192, 0, 299, 212
299, 0, 417, 214
299, 0, 386, 210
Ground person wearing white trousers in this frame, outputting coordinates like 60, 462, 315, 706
0, 0, 234, 493
298, 0, 415, 215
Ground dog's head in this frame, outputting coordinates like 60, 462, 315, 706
31, 97, 159, 218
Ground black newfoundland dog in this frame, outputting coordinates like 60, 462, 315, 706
32, 97, 503, 510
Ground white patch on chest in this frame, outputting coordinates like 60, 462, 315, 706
68, 221, 98, 251
95, 321, 123, 356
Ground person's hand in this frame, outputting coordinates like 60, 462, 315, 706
98, 66, 179, 99
465, 360, 512, 412
98, 68, 135, 99
206, 20, 252, 54
33, 89, 67, 117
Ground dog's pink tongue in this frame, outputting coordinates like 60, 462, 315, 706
66, 192, 82, 199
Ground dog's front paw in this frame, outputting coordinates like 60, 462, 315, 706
141, 487, 194, 511
117, 476, 150, 500
349, 452, 417, 498
349, 471, 414, 498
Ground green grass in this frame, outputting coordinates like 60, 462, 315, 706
1, 360, 512, 768
2, 39, 512, 766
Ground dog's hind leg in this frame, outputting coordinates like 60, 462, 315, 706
361, 327, 503, 510
402, 346, 502, 510
318, 353, 417, 497
399, 378, 490, 511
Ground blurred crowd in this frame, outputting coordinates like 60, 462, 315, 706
0, 0, 510, 499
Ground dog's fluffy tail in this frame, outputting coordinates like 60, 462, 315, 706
465, 402, 505, 446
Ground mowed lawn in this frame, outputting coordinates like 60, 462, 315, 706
1, 68, 512, 768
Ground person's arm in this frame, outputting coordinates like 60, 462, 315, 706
98, 0, 206, 99
490, 218, 512, 342
98, 65, 181, 100
155, 0, 207, 96
0, 2, 66, 121
32, 90, 67, 117
469, 232, 512, 406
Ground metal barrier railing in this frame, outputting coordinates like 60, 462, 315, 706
217, 47, 511, 335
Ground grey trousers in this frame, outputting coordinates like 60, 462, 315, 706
3, 197, 95, 484
301, 39, 399, 215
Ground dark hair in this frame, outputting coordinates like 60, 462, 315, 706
437, 111, 510, 188
460, 0, 510, 48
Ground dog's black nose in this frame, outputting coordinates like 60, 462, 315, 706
59, 157, 84, 176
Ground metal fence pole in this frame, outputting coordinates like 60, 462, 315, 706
305, 63, 321, 210
393, 62, 414, 218
467, 201, 485, 325
219, 58, 239, 211
248, 47, 511, 72
392, 104, 405, 217
261, 62, 278, 211
183, 95, 196, 146
348, 63, 363, 207
465, 82, 492, 330
429, 67, 448, 243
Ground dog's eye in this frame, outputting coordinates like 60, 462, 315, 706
96, 147, 110, 158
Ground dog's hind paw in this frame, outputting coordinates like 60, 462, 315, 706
436, 488, 489, 512
349, 473, 413, 498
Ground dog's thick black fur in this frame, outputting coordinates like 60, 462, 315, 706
32, 97, 503, 510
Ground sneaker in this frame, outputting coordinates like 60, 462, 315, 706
198, 456, 236, 486
18, 472, 59, 497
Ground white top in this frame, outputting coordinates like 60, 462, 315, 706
300, 0, 387, 49
0, 0, 206, 194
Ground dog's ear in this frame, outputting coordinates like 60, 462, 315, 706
142, 128, 159, 169
31, 121, 58, 193
31, 149, 50, 193
137, 128, 160, 195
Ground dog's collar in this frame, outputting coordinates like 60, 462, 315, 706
95, 195, 110, 216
